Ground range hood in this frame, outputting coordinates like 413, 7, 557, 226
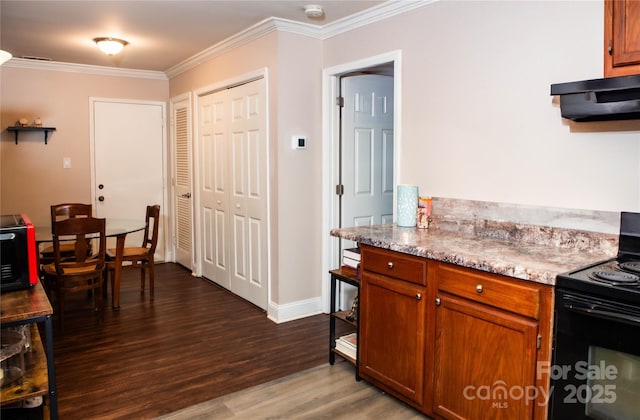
550, 74, 640, 122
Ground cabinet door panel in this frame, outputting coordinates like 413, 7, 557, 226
434, 293, 538, 420
605, 0, 640, 76
360, 272, 426, 405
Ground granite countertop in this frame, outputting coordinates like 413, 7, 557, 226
330, 223, 618, 286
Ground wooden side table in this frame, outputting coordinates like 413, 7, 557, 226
1, 282, 57, 419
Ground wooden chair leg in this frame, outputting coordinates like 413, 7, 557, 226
102, 269, 109, 298
140, 265, 145, 293
148, 260, 155, 296
58, 291, 65, 332
95, 280, 104, 324
110, 268, 115, 301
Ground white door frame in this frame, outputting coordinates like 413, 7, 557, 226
191, 68, 271, 302
321, 51, 402, 314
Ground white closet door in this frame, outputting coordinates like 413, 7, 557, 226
198, 78, 268, 310
199, 91, 230, 289
228, 79, 268, 309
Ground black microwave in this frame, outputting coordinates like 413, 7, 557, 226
0, 214, 38, 292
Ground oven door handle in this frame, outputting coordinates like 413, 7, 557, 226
565, 302, 640, 326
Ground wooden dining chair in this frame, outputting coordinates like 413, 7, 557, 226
106, 205, 160, 297
39, 203, 93, 268
42, 216, 106, 331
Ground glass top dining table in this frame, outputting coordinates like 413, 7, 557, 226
35, 218, 146, 309
35, 218, 146, 243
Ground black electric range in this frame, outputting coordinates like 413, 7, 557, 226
550, 212, 640, 420
556, 211, 640, 307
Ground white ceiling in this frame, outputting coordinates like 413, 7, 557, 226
0, 0, 385, 72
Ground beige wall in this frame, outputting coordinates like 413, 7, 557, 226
0, 66, 168, 225
3, 0, 640, 319
274, 32, 323, 304
170, 31, 323, 309
324, 0, 640, 212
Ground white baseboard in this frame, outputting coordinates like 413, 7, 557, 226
267, 296, 323, 324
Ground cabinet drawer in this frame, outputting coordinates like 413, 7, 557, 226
437, 262, 541, 319
361, 245, 427, 286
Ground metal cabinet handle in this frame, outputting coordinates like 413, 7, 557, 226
416, 293, 422, 300
435, 297, 441, 306
476, 284, 483, 293
181, 192, 191, 198
387, 261, 394, 269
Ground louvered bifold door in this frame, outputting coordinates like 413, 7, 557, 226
173, 99, 193, 269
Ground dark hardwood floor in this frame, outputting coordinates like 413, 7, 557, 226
49, 263, 340, 419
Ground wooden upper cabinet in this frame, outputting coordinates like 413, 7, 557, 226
605, 0, 640, 77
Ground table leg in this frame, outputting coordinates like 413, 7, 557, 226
112, 234, 126, 309
44, 314, 58, 419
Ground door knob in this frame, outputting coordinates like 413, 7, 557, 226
98, 196, 105, 202
236, 204, 241, 209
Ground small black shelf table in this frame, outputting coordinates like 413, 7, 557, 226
329, 266, 360, 380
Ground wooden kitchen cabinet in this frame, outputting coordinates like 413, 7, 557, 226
430, 262, 553, 420
358, 245, 429, 409
604, 0, 640, 77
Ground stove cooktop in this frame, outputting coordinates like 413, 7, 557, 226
556, 258, 640, 305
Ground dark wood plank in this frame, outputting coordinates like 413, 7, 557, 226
49, 263, 341, 419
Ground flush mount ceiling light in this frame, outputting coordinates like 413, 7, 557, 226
0, 49, 12, 65
304, 4, 324, 18
93, 37, 128, 55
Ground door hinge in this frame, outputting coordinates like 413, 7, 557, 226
335, 184, 344, 196
536, 334, 542, 350
336, 96, 344, 107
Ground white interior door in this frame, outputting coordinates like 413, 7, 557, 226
198, 78, 268, 310
339, 74, 394, 309
341, 74, 394, 244
199, 90, 229, 288
171, 95, 193, 270
91, 98, 166, 260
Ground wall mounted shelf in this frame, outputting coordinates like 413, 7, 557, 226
7, 126, 56, 144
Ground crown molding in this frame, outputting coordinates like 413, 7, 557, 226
164, 17, 323, 79
321, 0, 436, 40
165, 0, 434, 79
3, 57, 168, 80
3, 0, 435, 80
